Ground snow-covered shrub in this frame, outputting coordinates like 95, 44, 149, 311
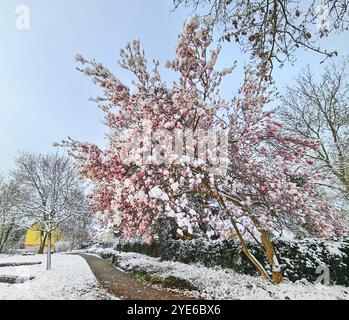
117, 238, 162, 258
85, 245, 117, 259
115, 236, 349, 286
275, 237, 349, 285
114, 251, 349, 300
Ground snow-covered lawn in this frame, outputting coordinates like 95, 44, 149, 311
114, 251, 349, 300
0, 253, 113, 300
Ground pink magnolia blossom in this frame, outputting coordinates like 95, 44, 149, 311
62, 19, 347, 282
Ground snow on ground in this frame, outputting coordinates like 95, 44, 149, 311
113, 251, 349, 300
0, 253, 114, 300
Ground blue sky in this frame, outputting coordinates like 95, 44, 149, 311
0, 0, 348, 174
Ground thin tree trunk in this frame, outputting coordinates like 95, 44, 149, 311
46, 231, 51, 270
0, 227, 3, 252
216, 192, 272, 282
0, 228, 5, 253
230, 219, 272, 281
260, 230, 283, 284
38, 232, 48, 254
215, 187, 283, 283
70, 234, 76, 252
0, 225, 14, 253
249, 216, 283, 284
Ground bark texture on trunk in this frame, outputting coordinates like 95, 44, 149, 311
38, 231, 48, 254
260, 231, 283, 284
0, 224, 14, 253
46, 232, 52, 270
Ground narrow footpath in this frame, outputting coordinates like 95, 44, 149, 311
78, 253, 197, 300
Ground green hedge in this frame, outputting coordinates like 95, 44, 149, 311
115, 219, 349, 286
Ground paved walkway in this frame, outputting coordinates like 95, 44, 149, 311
78, 253, 196, 300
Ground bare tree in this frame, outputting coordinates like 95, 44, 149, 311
173, 0, 349, 77
59, 200, 93, 251
12, 152, 89, 269
279, 58, 349, 213
0, 177, 23, 253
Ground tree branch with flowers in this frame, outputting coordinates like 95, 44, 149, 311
61, 18, 347, 284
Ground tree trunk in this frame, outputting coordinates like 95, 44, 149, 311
230, 219, 272, 281
70, 233, 76, 252
215, 192, 272, 282
38, 232, 48, 254
260, 230, 283, 284
46, 231, 51, 270
0, 224, 14, 253
216, 190, 283, 283
0, 226, 3, 252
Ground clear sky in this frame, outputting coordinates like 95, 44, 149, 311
0, 0, 348, 174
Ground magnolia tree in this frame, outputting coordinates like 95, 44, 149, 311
63, 18, 346, 283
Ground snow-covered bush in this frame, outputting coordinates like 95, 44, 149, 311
84, 245, 118, 259
115, 236, 349, 286
113, 251, 349, 300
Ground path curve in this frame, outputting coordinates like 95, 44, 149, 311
78, 253, 195, 300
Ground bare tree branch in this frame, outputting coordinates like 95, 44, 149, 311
173, 0, 349, 78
